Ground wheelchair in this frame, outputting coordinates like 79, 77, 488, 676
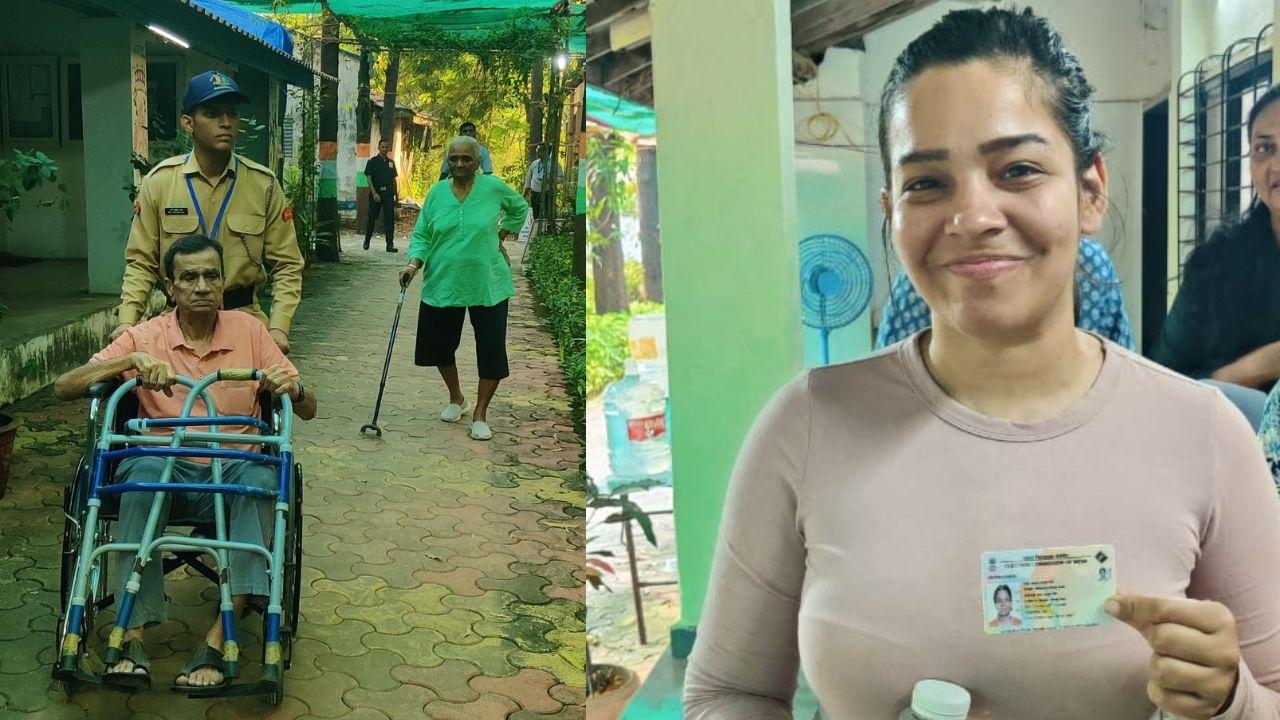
52, 369, 303, 704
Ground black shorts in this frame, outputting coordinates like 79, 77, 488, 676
414, 300, 510, 380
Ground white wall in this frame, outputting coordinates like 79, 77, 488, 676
856, 0, 1172, 344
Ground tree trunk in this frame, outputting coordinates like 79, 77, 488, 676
590, 158, 627, 313
355, 46, 373, 234
526, 61, 544, 161
380, 51, 401, 151
316, 11, 340, 261
637, 145, 663, 303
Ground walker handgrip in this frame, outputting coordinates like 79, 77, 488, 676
218, 369, 259, 381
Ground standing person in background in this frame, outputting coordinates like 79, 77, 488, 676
523, 143, 564, 223
364, 139, 399, 252
112, 70, 303, 355
439, 121, 494, 179
401, 136, 528, 441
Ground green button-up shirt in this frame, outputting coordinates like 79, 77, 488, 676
409, 174, 529, 308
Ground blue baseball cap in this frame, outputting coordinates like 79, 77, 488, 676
182, 71, 248, 114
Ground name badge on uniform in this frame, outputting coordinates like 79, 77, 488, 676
164, 207, 189, 215
981, 544, 1116, 634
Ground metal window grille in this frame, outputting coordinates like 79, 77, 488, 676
1176, 24, 1273, 283
282, 117, 294, 158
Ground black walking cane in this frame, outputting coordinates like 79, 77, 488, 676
361, 288, 406, 437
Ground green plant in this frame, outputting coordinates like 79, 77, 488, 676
587, 300, 665, 398
0, 149, 68, 222
524, 231, 585, 430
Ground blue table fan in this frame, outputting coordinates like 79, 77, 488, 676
799, 234, 873, 365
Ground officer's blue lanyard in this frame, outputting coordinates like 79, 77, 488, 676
185, 154, 238, 242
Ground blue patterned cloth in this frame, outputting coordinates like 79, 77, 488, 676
874, 238, 1135, 350
1258, 384, 1280, 492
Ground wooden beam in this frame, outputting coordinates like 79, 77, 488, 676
586, 0, 649, 31
794, 0, 936, 54
587, 27, 611, 62
602, 47, 652, 87
791, 0, 840, 23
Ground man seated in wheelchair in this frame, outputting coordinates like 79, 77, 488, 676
54, 234, 317, 691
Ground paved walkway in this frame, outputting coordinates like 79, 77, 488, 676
0, 235, 585, 719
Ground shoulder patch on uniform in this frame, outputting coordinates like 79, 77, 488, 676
282, 206, 293, 223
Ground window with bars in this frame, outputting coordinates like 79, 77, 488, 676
1176, 25, 1273, 283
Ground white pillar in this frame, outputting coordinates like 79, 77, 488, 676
79, 18, 146, 295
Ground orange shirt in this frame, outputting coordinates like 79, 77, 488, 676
92, 310, 299, 456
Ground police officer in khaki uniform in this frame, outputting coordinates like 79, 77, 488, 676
112, 71, 302, 354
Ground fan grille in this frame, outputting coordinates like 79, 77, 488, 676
799, 234, 872, 329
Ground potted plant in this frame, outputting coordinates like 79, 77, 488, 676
585, 476, 663, 720
0, 411, 18, 499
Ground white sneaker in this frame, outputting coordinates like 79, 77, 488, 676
469, 420, 493, 440
440, 400, 470, 423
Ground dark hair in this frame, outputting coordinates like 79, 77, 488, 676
877, 7, 1105, 184
163, 234, 223, 280
1248, 85, 1280, 137
459, 121, 476, 131
993, 584, 1013, 603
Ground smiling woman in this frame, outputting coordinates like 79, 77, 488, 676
683, 7, 1280, 720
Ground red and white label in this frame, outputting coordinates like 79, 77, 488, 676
627, 413, 666, 441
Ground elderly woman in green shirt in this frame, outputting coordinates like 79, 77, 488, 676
399, 136, 529, 440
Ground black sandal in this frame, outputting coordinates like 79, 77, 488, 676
102, 640, 151, 691
171, 643, 230, 695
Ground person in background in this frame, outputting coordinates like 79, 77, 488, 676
363, 139, 399, 252
439, 121, 494, 179
523, 143, 564, 223
1149, 84, 1280, 426
113, 70, 303, 355
686, 8, 1280, 719
401, 136, 529, 441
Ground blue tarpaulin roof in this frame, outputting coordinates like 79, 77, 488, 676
190, 0, 294, 55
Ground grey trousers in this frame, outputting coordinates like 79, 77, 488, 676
112, 456, 276, 628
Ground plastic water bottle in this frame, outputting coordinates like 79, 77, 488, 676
897, 679, 971, 720
603, 360, 672, 480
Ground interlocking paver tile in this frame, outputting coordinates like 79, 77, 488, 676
204, 695, 309, 720
423, 691, 520, 720
312, 575, 388, 608
280, 669, 359, 718
470, 668, 562, 714
341, 683, 438, 718
310, 617, 375, 657
360, 627, 447, 669
406, 607, 483, 645
390, 658, 483, 703
435, 637, 521, 678
476, 574, 553, 605
315, 648, 402, 692
335, 600, 414, 636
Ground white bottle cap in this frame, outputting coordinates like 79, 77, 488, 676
911, 679, 971, 720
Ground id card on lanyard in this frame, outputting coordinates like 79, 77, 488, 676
185, 153, 238, 242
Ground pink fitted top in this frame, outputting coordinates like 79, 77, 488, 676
685, 334, 1280, 720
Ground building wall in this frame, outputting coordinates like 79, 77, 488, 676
0, 1, 91, 259
858, 0, 1172, 345
0, 1, 287, 263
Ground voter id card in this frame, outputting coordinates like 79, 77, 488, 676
981, 544, 1116, 634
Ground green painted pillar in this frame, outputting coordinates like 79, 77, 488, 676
648, 0, 802, 657
79, 18, 145, 295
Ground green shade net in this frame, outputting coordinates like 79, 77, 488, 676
226, 1, 582, 52
587, 84, 655, 136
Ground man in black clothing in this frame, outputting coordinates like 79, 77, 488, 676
364, 139, 399, 252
